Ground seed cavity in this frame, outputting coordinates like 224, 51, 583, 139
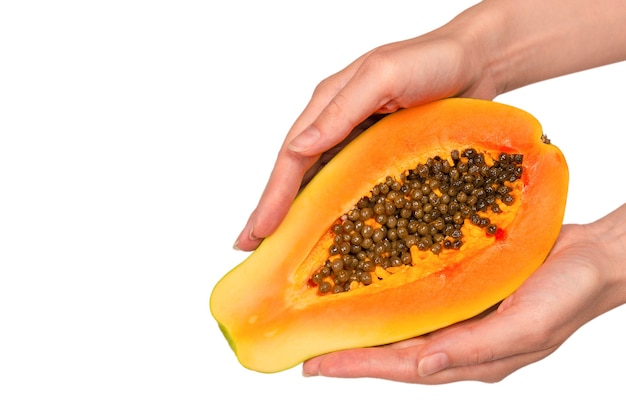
311, 148, 524, 295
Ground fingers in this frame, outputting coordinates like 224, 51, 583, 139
303, 341, 557, 384
287, 53, 405, 157
235, 35, 479, 250
302, 315, 559, 384
414, 314, 556, 376
232, 150, 314, 251
414, 346, 557, 384
234, 53, 399, 250
302, 299, 562, 384
302, 344, 427, 381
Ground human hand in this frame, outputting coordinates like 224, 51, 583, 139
233, 11, 498, 251
233, 0, 626, 253
302, 204, 626, 383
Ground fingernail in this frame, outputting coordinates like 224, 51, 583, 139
288, 125, 320, 153
418, 353, 449, 377
232, 223, 259, 250
302, 364, 321, 377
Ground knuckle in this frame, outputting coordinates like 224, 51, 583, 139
313, 75, 336, 95
360, 52, 400, 86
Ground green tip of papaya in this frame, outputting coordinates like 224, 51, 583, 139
218, 323, 237, 354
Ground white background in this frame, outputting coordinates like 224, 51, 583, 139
2, 1, 625, 417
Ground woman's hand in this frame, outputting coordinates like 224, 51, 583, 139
233, 0, 626, 253
233, 11, 498, 251
302, 204, 626, 383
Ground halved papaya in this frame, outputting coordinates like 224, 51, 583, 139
210, 98, 569, 373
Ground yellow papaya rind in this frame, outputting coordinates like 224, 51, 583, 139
210, 98, 569, 373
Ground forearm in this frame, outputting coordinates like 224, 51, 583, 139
453, 0, 626, 95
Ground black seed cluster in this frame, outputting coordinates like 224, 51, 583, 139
311, 148, 524, 295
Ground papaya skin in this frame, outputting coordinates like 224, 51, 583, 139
210, 98, 569, 373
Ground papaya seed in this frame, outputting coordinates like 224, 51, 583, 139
312, 148, 524, 295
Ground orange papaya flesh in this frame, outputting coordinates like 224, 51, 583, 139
210, 98, 569, 373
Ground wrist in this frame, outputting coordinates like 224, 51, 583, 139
455, 0, 549, 95
588, 204, 626, 306
463, 0, 626, 96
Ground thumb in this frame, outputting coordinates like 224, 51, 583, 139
414, 303, 559, 382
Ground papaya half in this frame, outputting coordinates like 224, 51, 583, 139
210, 98, 569, 373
